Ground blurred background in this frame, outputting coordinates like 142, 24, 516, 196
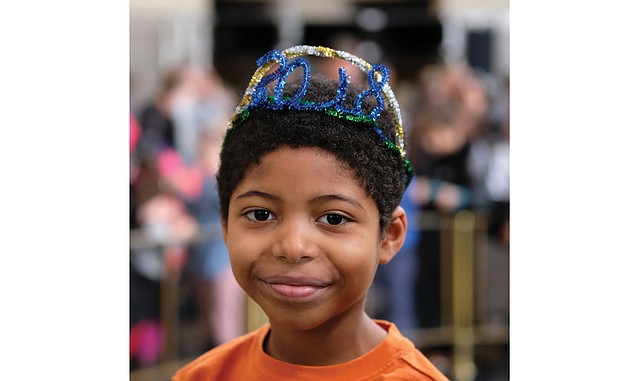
129, 0, 509, 380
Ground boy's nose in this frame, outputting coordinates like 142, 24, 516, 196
272, 220, 318, 264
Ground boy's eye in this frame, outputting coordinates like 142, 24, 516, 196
318, 213, 348, 226
245, 209, 274, 222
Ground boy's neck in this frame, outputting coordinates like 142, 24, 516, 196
264, 312, 387, 366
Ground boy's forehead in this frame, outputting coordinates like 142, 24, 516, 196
234, 146, 371, 200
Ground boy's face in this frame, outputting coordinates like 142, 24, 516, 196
222, 147, 403, 331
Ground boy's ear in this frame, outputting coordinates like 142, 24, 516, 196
379, 206, 408, 265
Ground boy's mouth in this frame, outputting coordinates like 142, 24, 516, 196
260, 276, 331, 299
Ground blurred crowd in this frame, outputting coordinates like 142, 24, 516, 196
130, 66, 245, 369
129, 51, 509, 369
373, 58, 509, 337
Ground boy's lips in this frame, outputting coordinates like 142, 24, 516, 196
260, 276, 331, 299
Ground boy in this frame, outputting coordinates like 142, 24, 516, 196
173, 45, 449, 380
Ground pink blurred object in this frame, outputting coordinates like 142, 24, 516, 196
165, 246, 189, 274
157, 149, 203, 199
157, 148, 183, 177
130, 114, 142, 154
130, 319, 164, 366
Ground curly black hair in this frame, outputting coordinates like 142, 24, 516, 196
217, 75, 409, 233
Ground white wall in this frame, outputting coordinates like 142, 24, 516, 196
437, 0, 509, 79
130, 0, 214, 111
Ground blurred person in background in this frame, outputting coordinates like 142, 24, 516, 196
183, 130, 246, 350
130, 109, 200, 369
408, 62, 489, 328
130, 71, 180, 368
171, 66, 237, 166
153, 66, 246, 351
129, 66, 233, 367
136, 68, 184, 165
467, 76, 510, 325
468, 77, 509, 246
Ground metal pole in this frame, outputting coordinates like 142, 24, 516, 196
452, 210, 477, 381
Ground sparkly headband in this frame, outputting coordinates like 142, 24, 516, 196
228, 45, 413, 184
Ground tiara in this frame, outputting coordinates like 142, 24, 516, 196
228, 45, 413, 185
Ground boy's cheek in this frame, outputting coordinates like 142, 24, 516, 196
226, 242, 253, 274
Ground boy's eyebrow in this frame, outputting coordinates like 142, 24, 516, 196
235, 191, 364, 209
312, 194, 364, 210
235, 190, 279, 201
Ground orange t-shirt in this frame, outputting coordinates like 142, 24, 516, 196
172, 320, 449, 380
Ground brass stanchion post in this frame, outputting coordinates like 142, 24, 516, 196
452, 211, 477, 381
161, 248, 181, 362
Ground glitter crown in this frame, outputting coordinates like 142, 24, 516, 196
228, 45, 413, 185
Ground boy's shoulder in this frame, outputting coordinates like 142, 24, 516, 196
374, 320, 450, 381
172, 324, 269, 381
